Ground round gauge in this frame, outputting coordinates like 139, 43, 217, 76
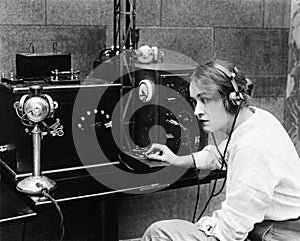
138, 79, 154, 102
137, 45, 154, 64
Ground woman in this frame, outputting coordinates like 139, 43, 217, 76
142, 60, 300, 241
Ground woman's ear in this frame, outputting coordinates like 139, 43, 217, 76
223, 99, 231, 112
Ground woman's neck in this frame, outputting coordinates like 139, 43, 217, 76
225, 107, 254, 135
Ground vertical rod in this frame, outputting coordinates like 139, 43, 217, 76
32, 124, 41, 177
125, 0, 131, 49
130, 0, 136, 85
132, 0, 136, 50
113, 0, 118, 55
118, 0, 122, 53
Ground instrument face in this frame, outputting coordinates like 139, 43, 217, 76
138, 79, 154, 103
23, 96, 50, 122
137, 45, 154, 64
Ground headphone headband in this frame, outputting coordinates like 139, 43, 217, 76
214, 64, 239, 93
214, 63, 244, 107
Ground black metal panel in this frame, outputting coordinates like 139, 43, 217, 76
128, 64, 207, 156
0, 82, 121, 179
16, 53, 71, 80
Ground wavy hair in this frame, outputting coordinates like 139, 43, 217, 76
190, 59, 252, 114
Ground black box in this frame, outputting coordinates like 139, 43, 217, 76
130, 63, 206, 155
16, 53, 71, 80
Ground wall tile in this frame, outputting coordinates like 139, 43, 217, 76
0, 25, 105, 77
264, 0, 291, 28
161, 0, 263, 28
138, 27, 213, 64
0, 0, 45, 25
250, 76, 287, 97
251, 97, 261, 108
136, 0, 161, 26
260, 97, 285, 123
105, 25, 113, 47
103, 0, 161, 49
214, 28, 289, 76
46, 0, 112, 25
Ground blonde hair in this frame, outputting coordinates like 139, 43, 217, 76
190, 60, 251, 114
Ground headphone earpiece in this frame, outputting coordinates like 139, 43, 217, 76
228, 91, 243, 106
214, 64, 244, 106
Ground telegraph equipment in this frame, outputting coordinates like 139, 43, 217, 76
13, 85, 62, 194
16, 43, 71, 81
16, 52, 71, 81
120, 63, 207, 172
138, 79, 155, 102
136, 45, 162, 64
0, 80, 121, 181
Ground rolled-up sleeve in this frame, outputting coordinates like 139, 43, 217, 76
193, 143, 226, 170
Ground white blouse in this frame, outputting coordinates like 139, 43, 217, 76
194, 107, 300, 241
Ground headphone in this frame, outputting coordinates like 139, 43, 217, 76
214, 64, 244, 107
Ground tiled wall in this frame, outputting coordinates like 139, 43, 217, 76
0, 0, 291, 240
0, 0, 290, 118
0, 0, 109, 77
132, 0, 289, 123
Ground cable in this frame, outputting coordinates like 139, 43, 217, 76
211, 104, 242, 198
196, 156, 226, 220
178, 123, 201, 223
15, 108, 33, 127
211, 134, 227, 167
42, 189, 65, 241
196, 103, 242, 221
190, 152, 201, 223
211, 133, 227, 197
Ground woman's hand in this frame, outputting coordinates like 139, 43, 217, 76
145, 143, 178, 165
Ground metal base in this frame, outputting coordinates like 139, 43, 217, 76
16, 176, 56, 195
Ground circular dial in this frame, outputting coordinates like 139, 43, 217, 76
138, 79, 154, 103
137, 45, 154, 64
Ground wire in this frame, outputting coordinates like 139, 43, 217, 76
190, 152, 201, 223
42, 190, 65, 241
178, 123, 201, 223
41, 121, 52, 134
196, 103, 242, 221
15, 108, 33, 127
211, 104, 242, 199
196, 157, 226, 220
211, 133, 227, 197
211, 134, 226, 167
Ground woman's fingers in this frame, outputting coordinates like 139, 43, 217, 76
145, 143, 164, 155
147, 153, 165, 161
